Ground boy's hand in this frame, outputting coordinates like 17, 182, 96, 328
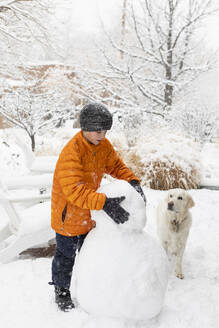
129, 180, 146, 205
103, 196, 129, 224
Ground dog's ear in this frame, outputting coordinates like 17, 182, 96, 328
187, 194, 195, 208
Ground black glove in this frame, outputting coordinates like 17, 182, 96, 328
129, 180, 146, 205
103, 196, 129, 224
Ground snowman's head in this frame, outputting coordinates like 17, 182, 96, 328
92, 180, 146, 231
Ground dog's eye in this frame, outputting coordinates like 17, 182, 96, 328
170, 194, 173, 198
178, 196, 183, 200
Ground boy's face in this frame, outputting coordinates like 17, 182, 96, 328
82, 130, 107, 145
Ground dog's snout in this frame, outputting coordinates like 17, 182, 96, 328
168, 201, 174, 210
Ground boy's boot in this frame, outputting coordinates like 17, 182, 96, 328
54, 286, 75, 311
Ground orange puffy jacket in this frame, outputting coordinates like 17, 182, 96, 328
51, 131, 140, 236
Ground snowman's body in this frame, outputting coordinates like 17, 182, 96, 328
75, 180, 168, 321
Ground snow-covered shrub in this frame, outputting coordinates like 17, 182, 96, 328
0, 138, 28, 176
112, 109, 151, 147
170, 106, 218, 144
201, 142, 219, 181
124, 129, 201, 190
107, 131, 129, 158
169, 88, 219, 143
35, 136, 67, 156
35, 128, 80, 156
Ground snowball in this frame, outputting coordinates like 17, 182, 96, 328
75, 180, 168, 322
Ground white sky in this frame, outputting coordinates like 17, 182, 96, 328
56, 0, 219, 50
202, 15, 219, 50
57, 0, 120, 34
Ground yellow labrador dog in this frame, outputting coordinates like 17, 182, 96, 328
156, 189, 195, 279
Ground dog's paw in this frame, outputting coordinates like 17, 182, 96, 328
176, 273, 184, 279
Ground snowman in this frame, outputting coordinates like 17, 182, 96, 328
75, 180, 168, 322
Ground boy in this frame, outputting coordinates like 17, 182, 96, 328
50, 102, 146, 311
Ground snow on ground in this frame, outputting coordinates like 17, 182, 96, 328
0, 187, 218, 328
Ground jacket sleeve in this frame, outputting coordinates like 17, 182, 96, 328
105, 141, 140, 183
56, 144, 106, 210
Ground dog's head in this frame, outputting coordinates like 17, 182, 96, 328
166, 189, 195, 216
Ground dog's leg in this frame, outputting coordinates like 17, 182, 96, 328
175, 228, 190, 279
162, 240, 168, 253
175, 245, 186, 279
175, 259, 184, 279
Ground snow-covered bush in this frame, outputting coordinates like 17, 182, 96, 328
107, 130, 129, 158
0, 137, 28, 176
35, 127, 79, 156
201, 141, 219, 181
123, 129, 201, 190
170, 105, 219, 144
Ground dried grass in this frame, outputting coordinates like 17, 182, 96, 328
125, 151, 200, 190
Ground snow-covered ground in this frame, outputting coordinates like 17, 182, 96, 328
0, 187, 218, 328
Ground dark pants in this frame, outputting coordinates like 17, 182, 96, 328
52, 232, 87, 289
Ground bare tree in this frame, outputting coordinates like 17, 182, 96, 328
0, 66, 74, 151
98, 0, 219, 116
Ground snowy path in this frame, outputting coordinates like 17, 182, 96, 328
0, 188, 218, 328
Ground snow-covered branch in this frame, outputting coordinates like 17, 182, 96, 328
95, 0, 218, 113
0, 0, 54, 62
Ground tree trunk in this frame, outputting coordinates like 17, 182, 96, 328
120, 0, 127, 60
164, 78, 173, 108
164, 0, 174, 110
30, 134, 35, 152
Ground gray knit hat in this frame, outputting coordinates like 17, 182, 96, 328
80, 103, 113, 131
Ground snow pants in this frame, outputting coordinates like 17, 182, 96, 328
51, 232, 87, 289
